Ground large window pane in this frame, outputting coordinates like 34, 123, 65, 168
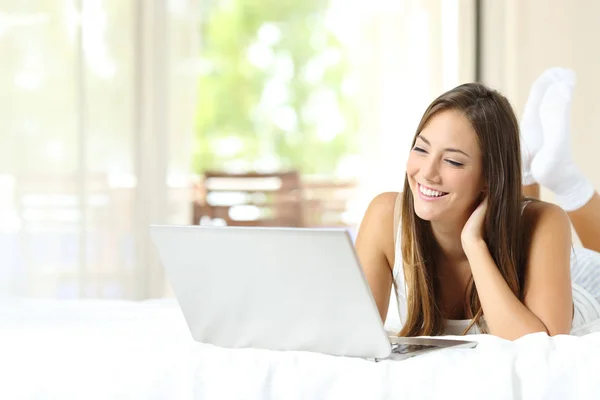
0, 1, 80, 296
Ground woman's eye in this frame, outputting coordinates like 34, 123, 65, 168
413, 146, 427, 153
446, 159, 463, 167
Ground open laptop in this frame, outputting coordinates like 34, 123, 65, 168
149, 225, 477, 361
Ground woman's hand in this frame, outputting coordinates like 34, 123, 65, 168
461, 195, 488, 250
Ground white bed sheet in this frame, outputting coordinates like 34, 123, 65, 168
1, 298, 600, 400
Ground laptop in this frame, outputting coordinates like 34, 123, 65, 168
149, 225, 477, 361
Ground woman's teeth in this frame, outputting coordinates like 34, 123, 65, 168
419, 184, 447, 197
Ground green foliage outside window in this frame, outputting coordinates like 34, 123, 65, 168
194, 0, 358, 176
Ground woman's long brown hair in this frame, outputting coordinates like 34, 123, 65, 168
398, 83, 525, 337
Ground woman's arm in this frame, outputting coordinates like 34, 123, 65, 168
354, 192, 397, 322
463, 202, 573, 340
521, 202, 573, 334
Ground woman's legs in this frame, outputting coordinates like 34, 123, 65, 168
566, 194, 600, 253
522, 68, 600, 250
531, 80, 594, 211
520, 69, 563, 201
523, 183, 540, 200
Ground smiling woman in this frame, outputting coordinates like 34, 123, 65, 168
355, 77, 600, 341
407, 109, 484, 223
398, 83, 528, 338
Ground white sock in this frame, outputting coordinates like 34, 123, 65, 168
521, 68, 576, 185
531, 80, 594, 211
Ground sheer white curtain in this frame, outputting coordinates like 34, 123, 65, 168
338, 0, 476, 221
0, 0, 475, 299
0, 0, 198, 299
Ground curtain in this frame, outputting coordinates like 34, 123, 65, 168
0, 0, 198, 299
0, 0, 474, 299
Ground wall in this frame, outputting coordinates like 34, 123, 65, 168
482, 0, 600, 200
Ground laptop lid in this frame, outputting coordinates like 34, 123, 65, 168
150, 225, 392, 358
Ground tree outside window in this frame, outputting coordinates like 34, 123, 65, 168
194, 0, 359, 177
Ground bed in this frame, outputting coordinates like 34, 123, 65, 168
2, 298, 600, 399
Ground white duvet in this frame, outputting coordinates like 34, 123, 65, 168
1, 299, 600, 400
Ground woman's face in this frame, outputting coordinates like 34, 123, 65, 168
406, 109, 485, 223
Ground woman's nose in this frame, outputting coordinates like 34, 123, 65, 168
421, 158, 441, 183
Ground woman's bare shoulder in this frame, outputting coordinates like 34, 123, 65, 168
522, 199, 569, 224
363, 192, 400, 218
522, 199, 571, 245
357, 192, 401, 265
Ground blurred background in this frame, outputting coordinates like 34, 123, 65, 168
1, 0, 599, 300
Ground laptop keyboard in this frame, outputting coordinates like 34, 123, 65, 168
391, 344, 436, 355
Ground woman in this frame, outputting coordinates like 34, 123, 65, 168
355, 68, 600, 340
